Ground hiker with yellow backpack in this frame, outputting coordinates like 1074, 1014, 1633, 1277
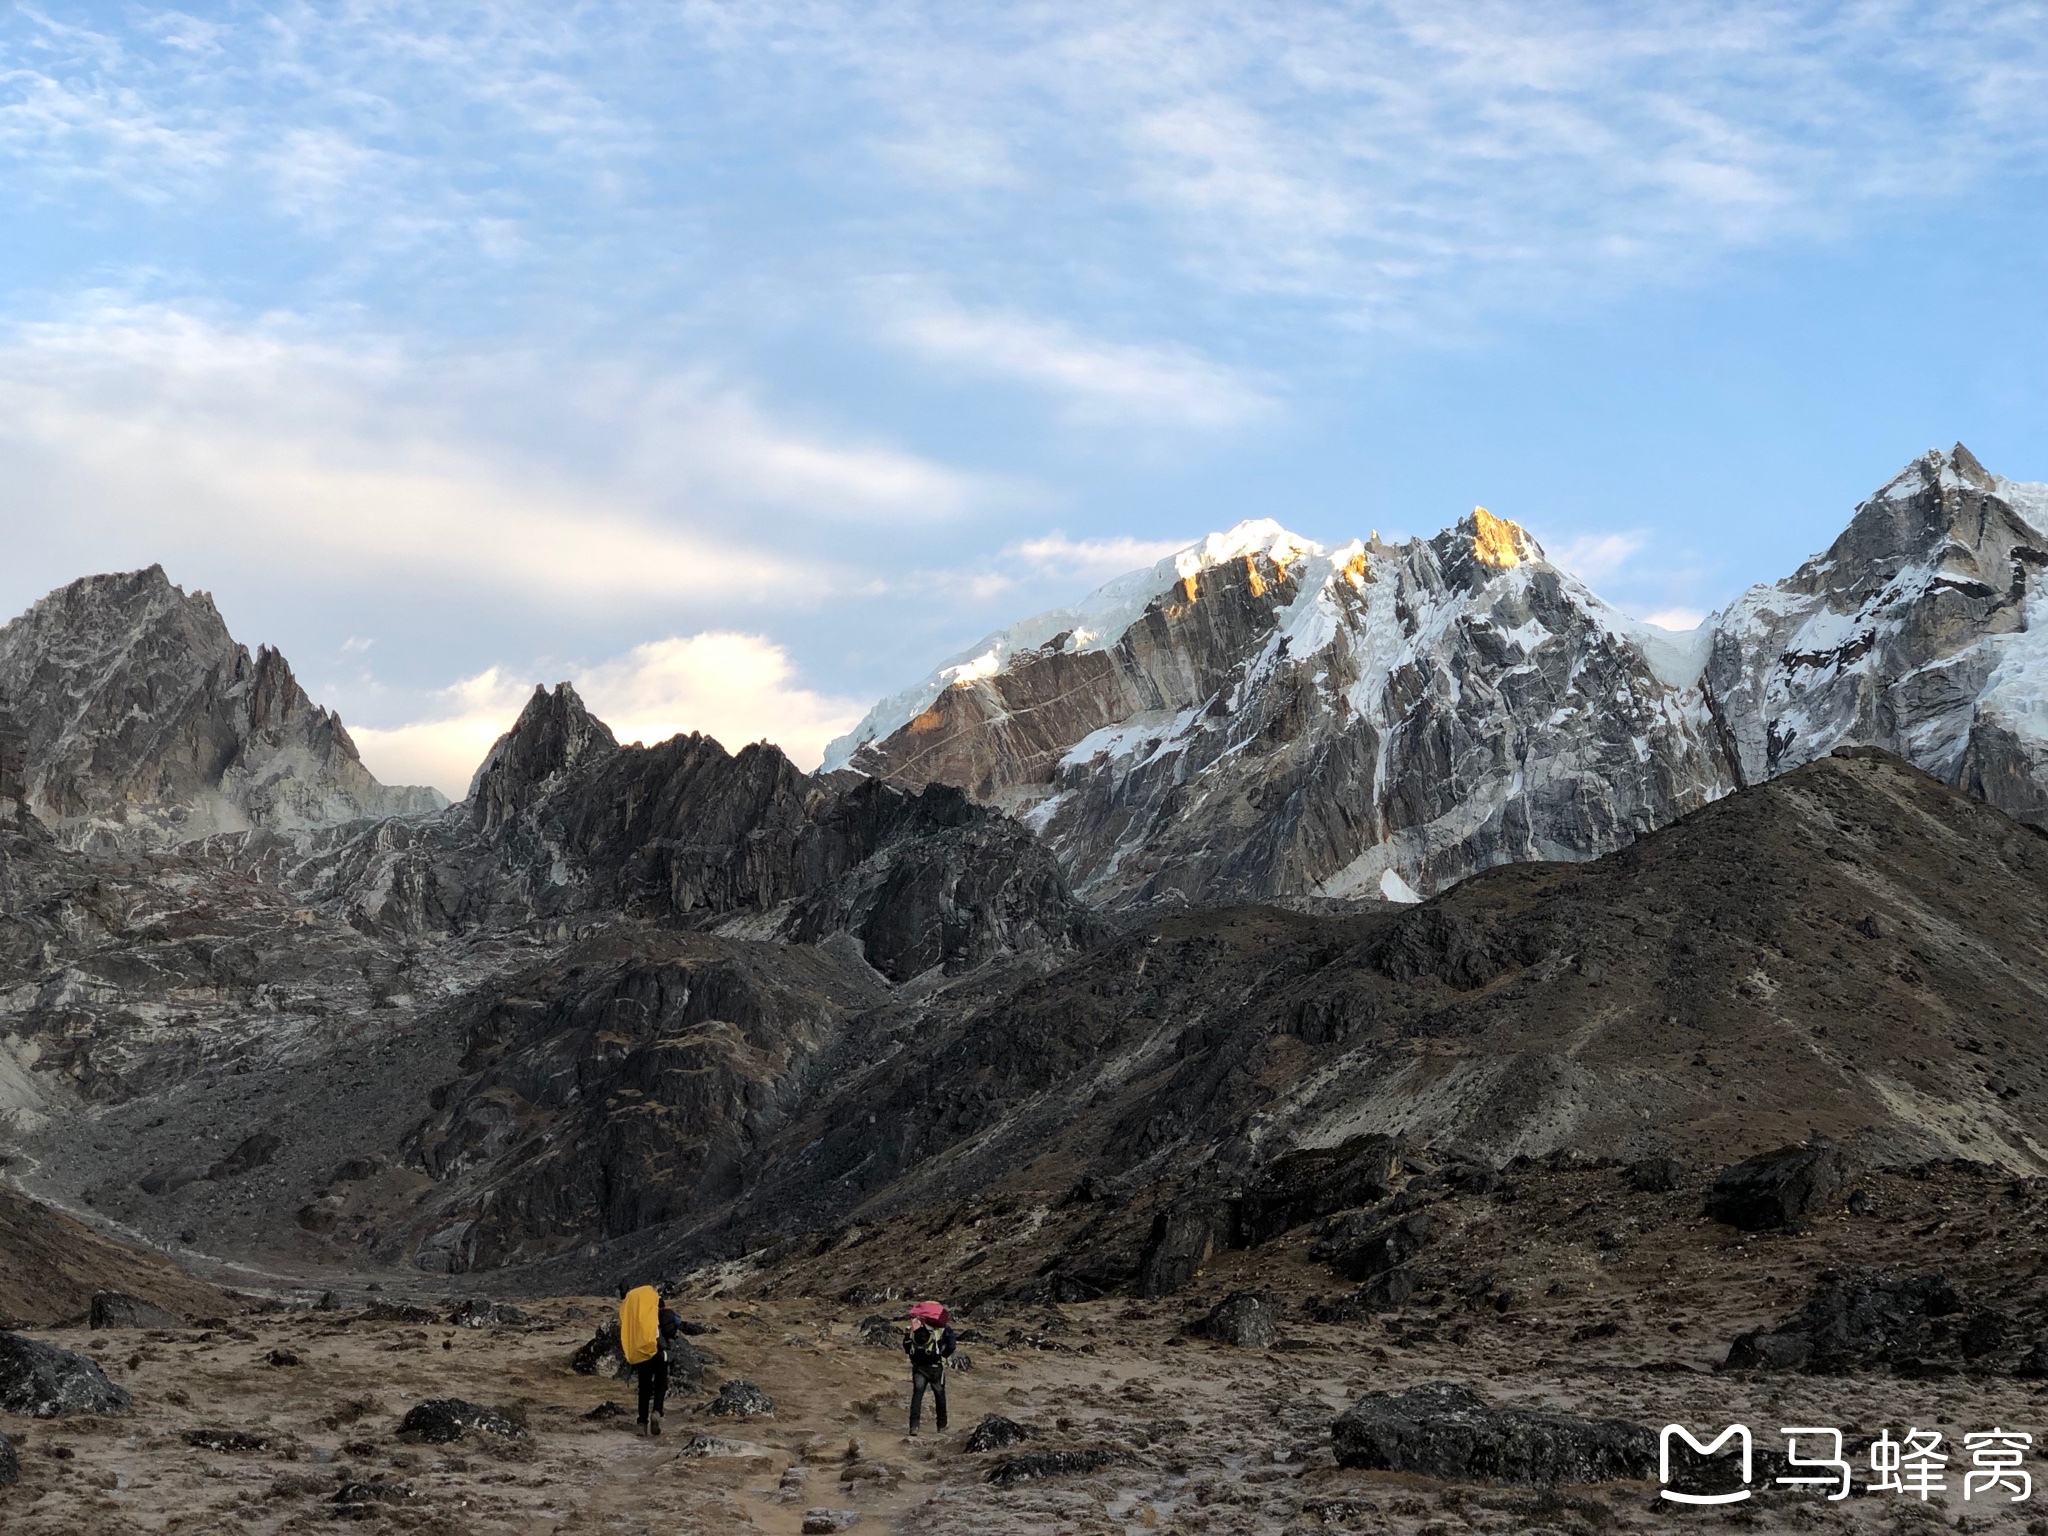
617, 1278, 681, 1436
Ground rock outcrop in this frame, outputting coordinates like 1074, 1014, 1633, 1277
1330, 1382, 1654, 1484
0, 565, 442, 848
0, 1330, 132, 1416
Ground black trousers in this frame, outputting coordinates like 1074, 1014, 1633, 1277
909, 1363, 946, 1431
636, 1353, 669, 1423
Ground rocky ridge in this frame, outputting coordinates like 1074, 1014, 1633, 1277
0, 566, 443, 849
829, 446, 2048, 905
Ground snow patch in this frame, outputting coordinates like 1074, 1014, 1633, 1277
1378, 869, 1423, 904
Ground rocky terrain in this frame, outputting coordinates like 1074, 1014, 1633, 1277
829, 445, 2048, 906
7, 1156, 2048, 1534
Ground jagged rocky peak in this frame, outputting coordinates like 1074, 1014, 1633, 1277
467, 681, 620, 833
0, 564, 444, 849
1707, 443, 2048, 820
829, 508, 1726, 906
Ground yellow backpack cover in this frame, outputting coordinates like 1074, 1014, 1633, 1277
619, 1285, 659, 1366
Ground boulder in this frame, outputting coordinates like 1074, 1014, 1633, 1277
1136, 1198, 1238, 1297
1302, 1269, 1418, 1321
205, 1131, 281, 1182
1192, 1290, 1276, 1348
1625, 1156, 1685, 1194
1331, 1382, 1654, 1485
1311, 1210, 1433, 1282
361, 1302, 440, 1325
0, 1430, 16, 1486
964, 1414, 1030, 1452
857, 1315, 898, 1347
0, 1331, 132, 1417
1704, 1140, 1851, 1231
583, 1400, 625, 1420
570, 1322, 632, 1379
89, 1291, 183, 1330
669, 1337, 711, 1393
801, 1511, 862, 1533
707, 1379, 774, 1418
985, 1448, 1136, 1487
1722, 1269, 2023, 1375
1237, 1135, 1400, 1245
395, 1398, 523, 1444
448, 1299, 529, 1329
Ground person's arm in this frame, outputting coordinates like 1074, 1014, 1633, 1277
940, 1326, 956, 1358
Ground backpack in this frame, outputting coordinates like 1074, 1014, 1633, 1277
619, 1286, 660, 1366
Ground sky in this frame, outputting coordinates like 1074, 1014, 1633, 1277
1, 1, 2044, 797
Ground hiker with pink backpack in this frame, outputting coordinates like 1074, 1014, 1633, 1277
901, 1299, 956, 1436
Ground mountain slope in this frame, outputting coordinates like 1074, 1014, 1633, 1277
623, 748, 2048, 1290
0, 565, 444, 848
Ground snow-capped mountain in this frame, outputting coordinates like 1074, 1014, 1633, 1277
828, 445, 2048, 904
0, 565, 444, 848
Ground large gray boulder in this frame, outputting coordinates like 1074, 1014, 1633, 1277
0, 1331, 132, 1417
1332, 1382, 1654, 1485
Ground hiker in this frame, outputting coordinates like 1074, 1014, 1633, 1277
902, 1299, 956, 1436
617, 1278, 681, 1436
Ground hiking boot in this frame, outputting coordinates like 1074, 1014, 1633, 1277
649, 1413, 663, 1437
636, 1420, 649, 1437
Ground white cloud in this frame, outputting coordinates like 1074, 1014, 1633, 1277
1639, 606, 1706, 632
350, 633, 865, 796
1552, 531, 1646, 584
890, 300, 1271, 427
1009, 532, 1189, 580
0, 305, 982, 610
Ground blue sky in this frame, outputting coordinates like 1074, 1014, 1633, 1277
1, 1, 2043, 793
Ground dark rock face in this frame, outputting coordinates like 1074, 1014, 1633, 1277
0, 565, 442, 848
964, 1414, 1030, 1452
984, 1448, 1136, 1486
706, 1379, 773, 1418
1705, 1140, 1852, 1231
1136, 1199, 1238, 1298
1331, 1382, 1654, 1485
1236, 1135, 1399, 1246
0, 1331, 132, 1416
1191, 1290, 1277, 1347
1313, 1210, 1434, 1282
396, 1398, 523, 1443
1724, 1269, 2030, 1375
89, 1291, 182, 1329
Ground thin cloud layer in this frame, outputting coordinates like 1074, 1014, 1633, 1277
0, 306, 981, 619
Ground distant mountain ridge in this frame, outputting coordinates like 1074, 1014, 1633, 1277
829, 445, 2048, 903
